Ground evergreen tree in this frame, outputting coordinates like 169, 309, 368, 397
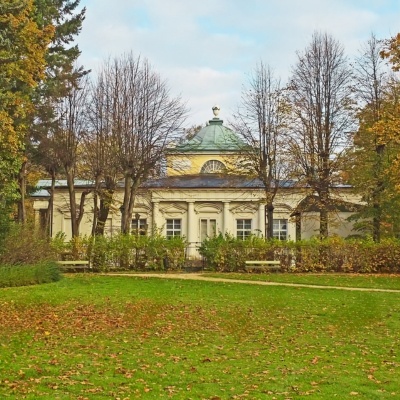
18, 0, 88, 225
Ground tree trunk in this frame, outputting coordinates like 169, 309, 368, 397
121, 174, 141, 234
372, 145, 385, 243
95, 192, 114, 236
266, 203, 274, 240
372, 197, 382, 243
76, 190, 89, 230
66, 169, 79, 237
319, 208, 329, 239
17, 160, 27, 223
121, 174, 131, 234
319, 192, 329, 239
95, 176, 116, 236
91, 188, 99, 236
45, 170, 56, 237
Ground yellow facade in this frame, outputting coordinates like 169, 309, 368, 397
166, 153, 240, 176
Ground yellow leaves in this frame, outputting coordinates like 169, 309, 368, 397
0, 0, 54, 88
381, 33, 400, 72
0, 1, 54, 200
311, 356, 319, 364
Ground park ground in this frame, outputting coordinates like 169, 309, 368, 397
1, 272, 400, 399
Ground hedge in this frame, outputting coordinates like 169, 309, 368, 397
53, 233, 187, 272
0, 261, 61, 288
199, 234, 400, 273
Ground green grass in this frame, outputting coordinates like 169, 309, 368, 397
203, 271, 400, 290
1, 274, 400, 399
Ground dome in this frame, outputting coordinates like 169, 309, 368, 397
175, 108, 244, 152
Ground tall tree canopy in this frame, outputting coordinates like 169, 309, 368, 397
26, 0, 87, 228
0, 0, 53, 206
232, 62, 289, 239
88, 54, 187, 234
347, 35, 400, 240
379, 33, 400, 211
381, 33, 400, 72
287, 32, 355, 238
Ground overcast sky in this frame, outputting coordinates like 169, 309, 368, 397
77, 0, 399, 127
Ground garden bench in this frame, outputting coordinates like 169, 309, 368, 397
57, 260, 90, 272
245, 260, 281, 272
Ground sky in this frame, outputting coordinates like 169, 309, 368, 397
77, 0, 400, 127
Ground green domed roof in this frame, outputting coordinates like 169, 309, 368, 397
175, 108, 244, 152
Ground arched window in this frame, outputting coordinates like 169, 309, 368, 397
200, 160, 225, 174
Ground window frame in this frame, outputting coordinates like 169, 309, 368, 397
200, 218, 217, 241
236, 219, 252, 240
166, 219, 182, 238
273, 218, 288, 240
131, 218, 147, 236
200, 159, 226, 174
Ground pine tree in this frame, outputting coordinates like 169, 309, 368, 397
18, 0, 88, 225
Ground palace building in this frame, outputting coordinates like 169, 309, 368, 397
32, 107, 360, 257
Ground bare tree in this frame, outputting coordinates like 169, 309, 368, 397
91, 54, 187, 234
83, 66, 122, 235
288, 32, 355, 238
232, 62, 289, 239
54, 73, 90, 237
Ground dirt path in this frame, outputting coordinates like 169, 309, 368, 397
105, 273, 400, 293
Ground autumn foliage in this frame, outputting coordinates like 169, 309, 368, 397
0, 1, 54, 202
199, 234, 400, 273
51, 233, 187, 272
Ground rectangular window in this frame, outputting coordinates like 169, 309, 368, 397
166, 219, 181, 238
131, 218, 147, 235
236, 219, 252, 240
200, 219, 216, 241
273, 219, 288, 240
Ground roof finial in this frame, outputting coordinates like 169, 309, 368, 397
212, 105, 220, 117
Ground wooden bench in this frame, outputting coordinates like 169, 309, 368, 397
245, 260, 281, 272
57, 260, 90, 272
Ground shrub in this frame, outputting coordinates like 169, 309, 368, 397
67, 233, 187, 272
0, 223, 58, 265
0, 261, 61, 288
199, 235, 400, 273
162, 236, 186, 270
0, 205, 12, 253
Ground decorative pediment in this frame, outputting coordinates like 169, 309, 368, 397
273, 203, 293, 213
194, 203, 222, 214
230, 203, 258, 215
159, 203, 187, 216
133, 203, 151, 213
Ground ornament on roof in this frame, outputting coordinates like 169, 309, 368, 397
212, 105, 220, 117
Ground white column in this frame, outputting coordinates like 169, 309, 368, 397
258, 203, 266, 237
152, 201, 159, 233
187, 201, 195, 258
223, 201, 230, 234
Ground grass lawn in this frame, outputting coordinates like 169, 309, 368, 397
1, 274, 399, 399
